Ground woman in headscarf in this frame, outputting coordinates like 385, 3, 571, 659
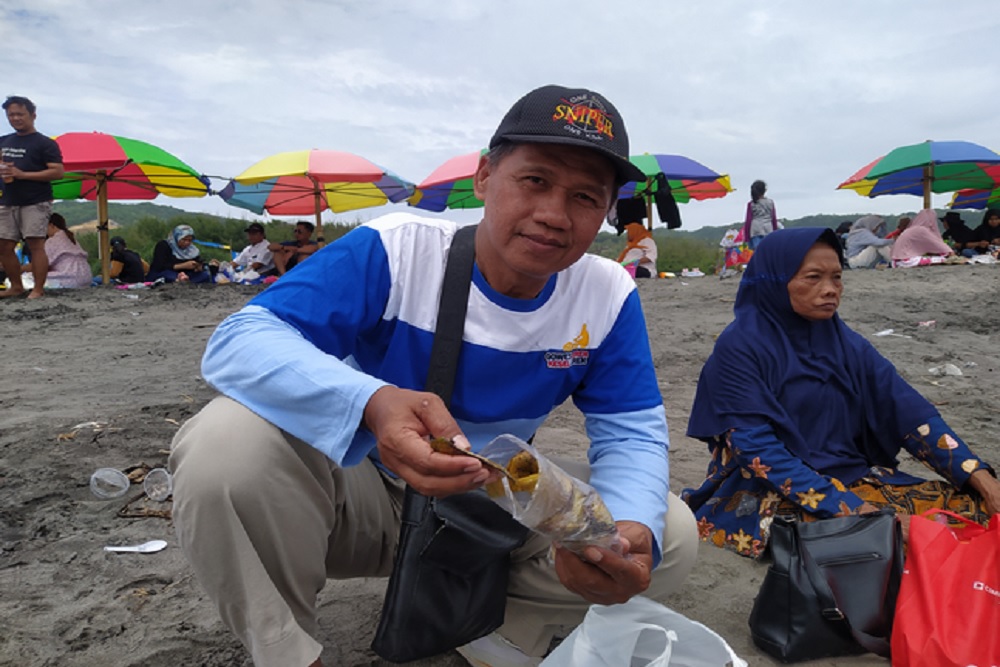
615, 222, 658, 278
971, 208, 1000, 253
741, 179, 778, 250
890, 209, 955, 267
844, 214, 893, 269
683, 227, 1000, 559
20, 213, 92, 289
940, 211, 980, 257
146, 224, 211, 283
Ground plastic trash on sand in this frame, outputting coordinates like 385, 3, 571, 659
928, 363, 963, 376
479, 434, 620, 554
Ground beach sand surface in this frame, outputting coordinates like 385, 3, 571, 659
2, 264, 997, 666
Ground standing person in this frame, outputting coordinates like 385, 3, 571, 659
20, 212, 91, 289
684, 228, 1000, 559
615, 222, 658, 278
0, 96, 65, 299
269, 220, 318, 275
146, 224, 212, 284
230, 222, 274, 277
169, 84, 699, 667
741, 179, 778, 251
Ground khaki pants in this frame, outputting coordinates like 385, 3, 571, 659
170, 396, 698, 667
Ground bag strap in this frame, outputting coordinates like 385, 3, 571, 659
425, 224, 477, 404
793, 518, 893, 656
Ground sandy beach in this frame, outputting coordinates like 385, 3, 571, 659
2, 262, 998, 667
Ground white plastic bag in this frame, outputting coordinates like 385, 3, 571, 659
540, 596, 746, 667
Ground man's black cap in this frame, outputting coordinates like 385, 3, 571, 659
489, 84, 645, 183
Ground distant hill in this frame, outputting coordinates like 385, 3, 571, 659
53, 201, 228, 227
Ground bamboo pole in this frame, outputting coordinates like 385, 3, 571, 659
97, 171, 111, 285
923, 164, 933, 210
312, 179, 324, 246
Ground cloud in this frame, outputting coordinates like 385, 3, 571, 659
6, 1, 1000, 229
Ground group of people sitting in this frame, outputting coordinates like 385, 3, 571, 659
138, 220, 321, 285
2, 216, 323, 291
839, 208, 1000, 269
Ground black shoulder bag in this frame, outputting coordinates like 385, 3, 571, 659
371, 224, 530, 663
748, 510, 904, 662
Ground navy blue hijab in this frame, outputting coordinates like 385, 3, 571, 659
687, 228, 937, 481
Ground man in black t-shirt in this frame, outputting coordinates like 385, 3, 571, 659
0, 96, 64, 299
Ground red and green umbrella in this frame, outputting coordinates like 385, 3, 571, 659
838, 140, 1000, 208
221, 149, 414, 239
53, 132, 210, 284
408, 149, 486, 212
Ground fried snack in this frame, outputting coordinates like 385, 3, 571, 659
429, 436, 514, 481
479, 434, 621, 555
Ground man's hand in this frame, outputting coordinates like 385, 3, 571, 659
552, 520, 654, 606
364, 386, 490, 496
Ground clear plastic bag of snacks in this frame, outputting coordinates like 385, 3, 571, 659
479, 434, 620, 555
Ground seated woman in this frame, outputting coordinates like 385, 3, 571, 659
21, 213, 92, 289
890, 209, 955, 267
683, 227, 1000, 559
940, 211, 980, 257
844, 215, 893, 268
615, 222, 658, 278
146, 224, 211, 284
971, 208, 1000, 253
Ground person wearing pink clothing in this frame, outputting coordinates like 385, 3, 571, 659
21, 213, 92, 288
890, 209, 955, 268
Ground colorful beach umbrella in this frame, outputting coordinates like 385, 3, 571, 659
53, 132, 210, 284
408, 149, 486, 212
949, 186, 1000, 210
838, 140, 1000, 209
221, 149, 414, 241
618, 153, 733, 230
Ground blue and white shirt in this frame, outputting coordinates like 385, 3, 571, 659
202, 213, 671, 558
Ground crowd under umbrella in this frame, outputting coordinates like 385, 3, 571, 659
52, 132, 211, 284
219, 149, 415, 241
837, 140, 1000, 209
616, 153, 734, 231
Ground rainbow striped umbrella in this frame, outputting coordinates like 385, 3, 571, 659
221, 150, 414, 240
53, 132, 210, 283
618, 153, 733, 229
949, 186, 1000, 210
838, 140, 1000, 208
408, 149, 486, 212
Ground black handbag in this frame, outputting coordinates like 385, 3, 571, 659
748, 510, 904, 663
371, 224, 530, 663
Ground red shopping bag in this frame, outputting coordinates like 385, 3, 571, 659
891, 510, 1000, 666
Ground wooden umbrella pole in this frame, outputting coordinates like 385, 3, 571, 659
312, 178, 324, 247
97, 171, 110, 285
923, 164, 932, 210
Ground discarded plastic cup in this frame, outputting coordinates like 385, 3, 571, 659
143, 468, 173, 502
90, 468, 131, 499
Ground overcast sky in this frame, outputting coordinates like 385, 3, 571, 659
6, 1, 999, 231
